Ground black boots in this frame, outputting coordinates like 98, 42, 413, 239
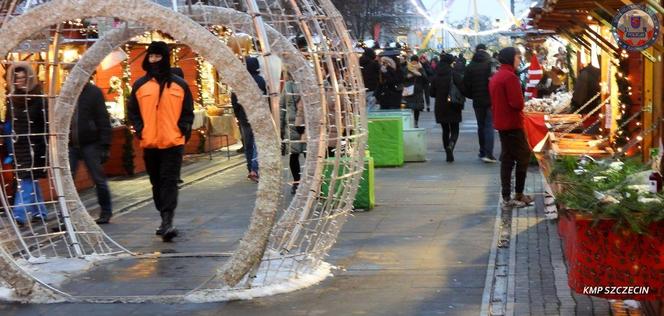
157, 210, 178, 242
95, 213, 112, 225
445, 141, 456, 163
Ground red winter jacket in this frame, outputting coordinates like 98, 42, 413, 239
489, 64, 525, 131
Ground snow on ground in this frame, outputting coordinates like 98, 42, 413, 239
0, 254, 117, 303
185, 259, 334, 303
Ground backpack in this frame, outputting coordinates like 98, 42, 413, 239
449, 74, 465, 105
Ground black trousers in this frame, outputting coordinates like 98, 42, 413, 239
441, 123, 459, 149
498, 129, 531, 200
144, 146, 184, 227
290, 153, 302, 182
69, 144, 112, 216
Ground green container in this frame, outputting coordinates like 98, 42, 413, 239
368, 109, 414, 129
321, 156, 375, 210
367, 118, 404, 167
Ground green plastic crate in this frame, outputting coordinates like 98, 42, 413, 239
321, 156, 375, 210
367, 118, 404, 167
368, 109, 414, 129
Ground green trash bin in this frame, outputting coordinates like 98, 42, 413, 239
321, 156, 375, 210
367, 118, 404, 167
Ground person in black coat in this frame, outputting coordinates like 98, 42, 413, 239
431, 53, 464, 162
69, 80, 113, 224
463, 44, 496, 162
376, 56, 403, 109
360, 48, 380, 111
6, 63, 49, 226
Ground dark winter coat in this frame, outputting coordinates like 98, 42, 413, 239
431, 63, 463, 124
463, 50, 493, 107
360, 49, 380, 92
403, 63, 427, 111
232, 57, 267, 126
71, 82, 112, 147
376, 57, 403, 109
7, 86, 48, 179
571, 65, 601, 114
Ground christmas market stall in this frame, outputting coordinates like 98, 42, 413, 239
528, 0, 664, 311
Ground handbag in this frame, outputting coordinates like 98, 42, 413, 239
402, 84, 415, 97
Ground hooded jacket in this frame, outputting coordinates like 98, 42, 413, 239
360, 48, 380, 91
376, 56, 403, 109
128, 41, 194, 149
231, 57, 267, 127
489, 64, 525, 131
70, 82, 112, 147
463, 50, 492, 107
5, 62, 48, 179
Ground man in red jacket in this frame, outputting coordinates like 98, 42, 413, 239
489, 47, 533, 209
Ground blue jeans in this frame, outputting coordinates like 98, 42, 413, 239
13, 178, 48, 223
473, 105, 495, 158
366, 91, 379, 112
69, 144, 112, 216
239, 122, 258, 173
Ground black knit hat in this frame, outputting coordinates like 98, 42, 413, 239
142, 41, 171, 74
476, 43, 487, 52
498, 47, 519, 65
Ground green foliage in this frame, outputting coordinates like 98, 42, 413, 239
550, 156, 664, 234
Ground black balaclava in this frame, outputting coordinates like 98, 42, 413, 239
142, 41, 172, 94
498, 47, 518, 66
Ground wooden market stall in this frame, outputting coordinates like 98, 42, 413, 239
528, 1, 664, 314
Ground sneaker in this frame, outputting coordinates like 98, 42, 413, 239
162, 227, 179, 242
291, 183, 299, 195
501, 199, 525, 210
515, 194, 534, 207
155, 226, 165, 235
248, 171, 259, 183
31, 214, 46, 223
15, 218, 25, 228
482, 156, 497, 163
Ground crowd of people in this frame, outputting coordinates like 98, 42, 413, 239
359, 43, 534, 209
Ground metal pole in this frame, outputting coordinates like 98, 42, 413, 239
48, 23, 84, 257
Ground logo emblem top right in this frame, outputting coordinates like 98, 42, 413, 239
613, 4, 660, 51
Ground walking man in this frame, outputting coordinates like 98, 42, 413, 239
128, 41, 194, 242
489, 47, 533, 209
69, 79, 113, 224
464, 44, 497, 163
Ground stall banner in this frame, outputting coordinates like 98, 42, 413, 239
559, 214, 664, 300
523, 112, 547, 149
525, 55, 542, 100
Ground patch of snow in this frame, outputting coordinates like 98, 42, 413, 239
0, 254, 117, 303
185, 259, 334, 303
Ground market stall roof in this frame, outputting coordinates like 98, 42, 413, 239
529, 0, 626, 32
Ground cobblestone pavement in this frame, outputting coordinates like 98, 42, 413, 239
484, 168, 615, 316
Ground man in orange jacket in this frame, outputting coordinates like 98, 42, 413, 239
128, 41, 194, 242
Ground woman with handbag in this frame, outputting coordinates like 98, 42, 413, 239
376, 56, 403, 110
403, 55, 427, 128
431, 53, 464, 162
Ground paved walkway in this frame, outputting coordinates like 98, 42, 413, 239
0, 109, 502, 315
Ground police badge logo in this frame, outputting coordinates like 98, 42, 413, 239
613, 4, 660, 51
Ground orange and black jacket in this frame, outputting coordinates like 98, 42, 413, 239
127, 74, 194, 149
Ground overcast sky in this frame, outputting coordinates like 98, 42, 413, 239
419, 0, 536, 24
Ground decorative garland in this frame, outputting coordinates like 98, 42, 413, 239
565, 44, 575, 88
121, 44, 135, 175
613, 54, 638, 152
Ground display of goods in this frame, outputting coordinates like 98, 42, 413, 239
525, 91, 572, 113
206, 106, 224, 116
